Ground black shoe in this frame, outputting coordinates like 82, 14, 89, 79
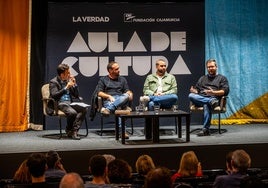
197, 129, 210, 136
66, 130, 72, 138
209, 98, 219, 109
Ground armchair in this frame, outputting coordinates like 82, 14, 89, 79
41, 83, 88, 139
190, 96, 228, 134
89, 86, 133, 136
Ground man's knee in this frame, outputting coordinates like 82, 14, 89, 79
188, 93, 196, 99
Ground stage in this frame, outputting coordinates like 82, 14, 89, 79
0, 124, 268, 179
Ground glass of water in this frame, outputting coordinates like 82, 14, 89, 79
154, 105, 160, 114
172, 105, 178, 112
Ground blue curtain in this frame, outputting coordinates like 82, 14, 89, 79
206, 0, 268, 123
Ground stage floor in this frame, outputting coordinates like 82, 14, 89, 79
0, 124, 267, 154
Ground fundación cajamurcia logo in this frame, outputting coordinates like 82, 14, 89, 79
124, 13, 136, 22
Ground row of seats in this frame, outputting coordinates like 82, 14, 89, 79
1, 168, 268, 188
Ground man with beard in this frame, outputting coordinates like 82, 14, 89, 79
97, 61, 133, 139
97, 61, 133, 115
189, 59, 229, 136
140, 59, 178, 111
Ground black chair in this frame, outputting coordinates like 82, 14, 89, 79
89, 85, 133, 136
41, 84, 89, 139
190, 96, 228, 134
174, 176, 210, 188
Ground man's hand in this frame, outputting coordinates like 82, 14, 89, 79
190, 86, 198, 94
204, 87, 214, 96
126, 91, 133, 101
66, 75, 76, 89
108, 95, 115, 102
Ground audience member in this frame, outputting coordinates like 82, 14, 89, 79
59, 172, 85, 188
13, 159, 31, 184
102, 154, 116, 184
225, 151, 233, 175
45, 150, 66, 179
102, 154, 116, 165
133, 154, 156, 187
107, 158, 132, 184
140, 59, 178, 111
144, 166, 172, 188
85, 154, 107, 187
135, 154, 155, 176
189, 59, 229, 136
213, 149, 251, 188
171, 151, 203, 183
26, 152, 48, 187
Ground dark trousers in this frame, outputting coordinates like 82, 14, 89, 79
58, 102, 87, 132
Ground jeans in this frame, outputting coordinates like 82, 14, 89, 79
148, 94, 178, 111
188, 93, 218, 130
103, 93, 129, 113
103, 94, 129, 132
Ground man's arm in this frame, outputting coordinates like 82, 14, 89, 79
49, 79, 65, 101
143, 75, 155, 96
163, 74, 177, 95
98, 91, 115, 102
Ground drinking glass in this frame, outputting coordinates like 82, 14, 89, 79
172, 105, 178, 112
154, 105, 160, 114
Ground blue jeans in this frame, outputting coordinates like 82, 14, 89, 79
103, 94, 129, 131
103, 93, 129, 113
148, 94, 178, 111
188, 93, 217, 130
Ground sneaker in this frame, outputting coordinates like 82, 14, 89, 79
67, 131, 81, 140
140, 96, 150, 103
115, 110, 131, 115
101, 107, 110, 115
71, 131, 81, 140
209, 98, 219, 109
119, 133, 129, 139
197, 129, 210, 136
123, 106, 132, 111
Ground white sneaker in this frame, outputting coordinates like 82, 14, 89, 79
115, 109, 131, 115
101, 107, 110, 115
140, 96, 150, 103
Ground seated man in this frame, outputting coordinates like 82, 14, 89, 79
97, 61, 133, 138
85, 154, 107, 187
213, 149, 251, 188
45, 150, 66, 179
140, 59, 178, 111
59, 172, 85, 188
49, 63, 87, 140
26, 152, 49, 187
97, 61, 133, 114
189, 59, 229, 136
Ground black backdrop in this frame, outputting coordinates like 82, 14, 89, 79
30, 1, 204, 129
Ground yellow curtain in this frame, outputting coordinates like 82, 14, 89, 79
0, 0, 29, 132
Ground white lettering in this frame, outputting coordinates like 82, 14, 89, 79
61, 55, 191, 77
72, 16, 110, 23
